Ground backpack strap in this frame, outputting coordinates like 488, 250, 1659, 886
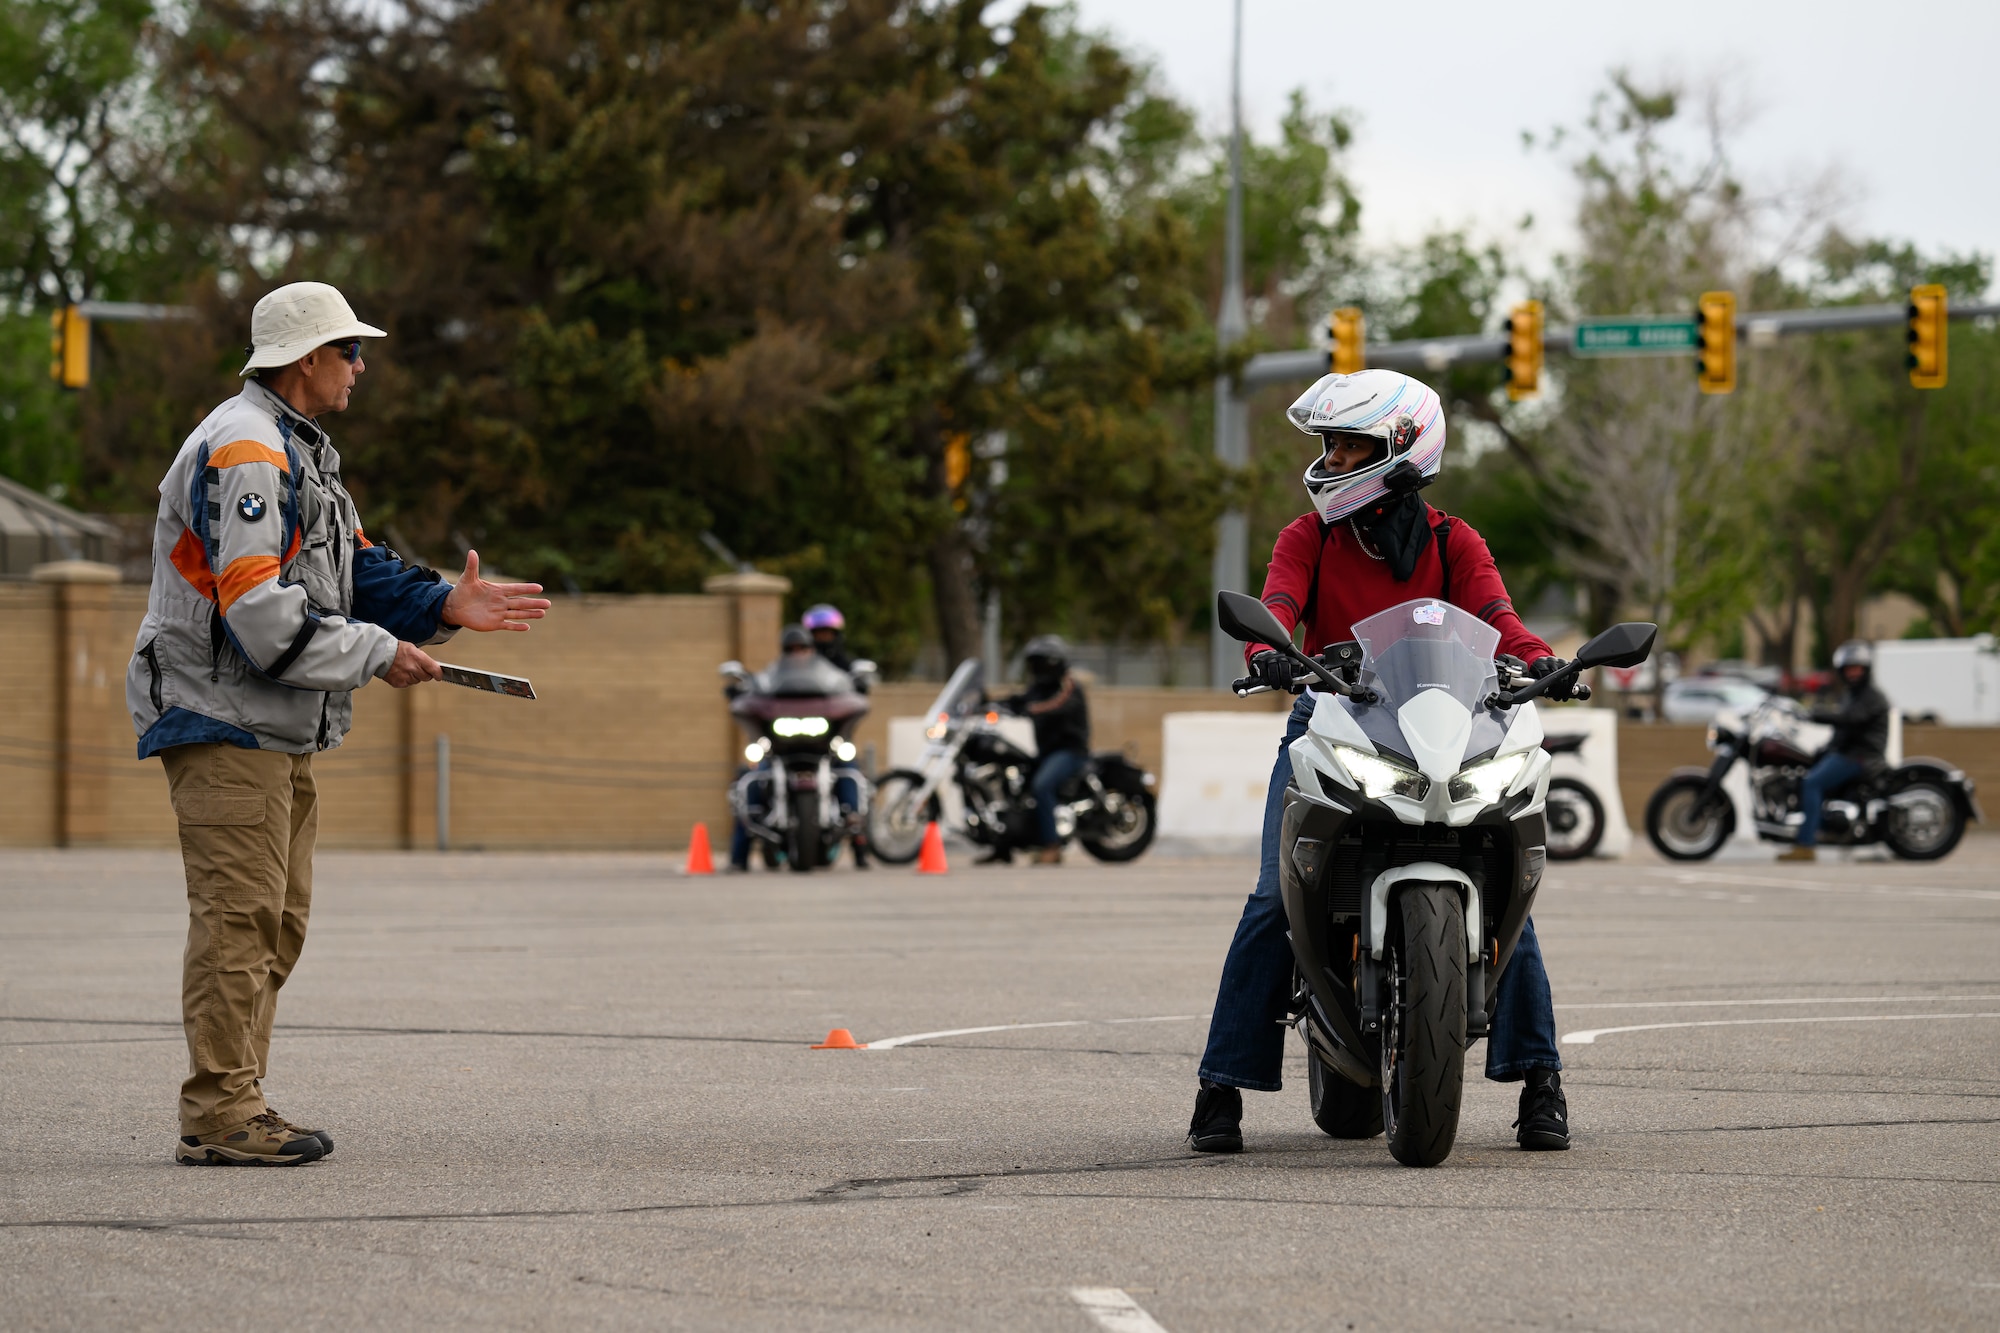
1433, 514, 1452, 603
1298, 518, 1336, 647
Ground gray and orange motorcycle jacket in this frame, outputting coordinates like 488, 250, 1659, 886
127, 379, 457, 757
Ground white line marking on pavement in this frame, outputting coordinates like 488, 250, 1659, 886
1563, 1012, 2000, 1045
1070, 1287, 1171, 1333
862, 1015, 1205, 1050
1643, 868, 2000, 902
1555, 994, 2000, 1011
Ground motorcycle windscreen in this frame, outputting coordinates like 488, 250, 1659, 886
1348, 598, 1508, 762
922, 658, 986, 724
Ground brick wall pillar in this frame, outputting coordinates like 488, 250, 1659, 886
702, 571, 793, 669
35, 560, 125, 847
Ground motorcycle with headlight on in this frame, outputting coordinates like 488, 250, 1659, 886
721, 653, 875, 872
1216, 590, 1655, 1166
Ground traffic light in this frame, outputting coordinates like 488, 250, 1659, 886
49, 304, 89, 389
1328, 306, 1365, 375
1907, 283, 1947, 389
1503, 299, 1544, 400
1695, 290, 1735, 395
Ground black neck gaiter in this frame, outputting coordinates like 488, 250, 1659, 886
1357, 492, 1430, 582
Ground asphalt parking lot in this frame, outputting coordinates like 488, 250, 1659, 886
3, 840, 1998, 1332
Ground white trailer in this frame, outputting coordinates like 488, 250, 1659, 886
1872, 635, 2000, 724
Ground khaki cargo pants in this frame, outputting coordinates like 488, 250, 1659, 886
162, 743, 317, 1136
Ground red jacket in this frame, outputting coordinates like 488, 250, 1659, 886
1248, 505, 1552, 667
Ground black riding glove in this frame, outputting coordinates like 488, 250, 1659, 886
1249, 649, 1297, 694
1528, 655, 1581, 701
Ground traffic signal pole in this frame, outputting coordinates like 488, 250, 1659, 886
1237, 297, 2000, 393
1209, 0, 1250, 691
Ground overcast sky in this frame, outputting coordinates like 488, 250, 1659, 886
1060, 0, 1999, 300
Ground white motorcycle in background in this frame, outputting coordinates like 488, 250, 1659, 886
1217, 591, 1655, 1166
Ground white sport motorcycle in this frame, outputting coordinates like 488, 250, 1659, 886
1217, 591, 1655, 1167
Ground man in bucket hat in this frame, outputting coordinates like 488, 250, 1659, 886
128, 281, 552, 1165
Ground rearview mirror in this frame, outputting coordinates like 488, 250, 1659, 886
1575, 622, 1657, 671
718, 659, 747, 679
1215, 591, 1293, 648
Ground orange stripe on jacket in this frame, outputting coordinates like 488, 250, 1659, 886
354, 526, 372, 548
216, 555, 281, 614
207, 440, 290, 472
169, 528, 216, 602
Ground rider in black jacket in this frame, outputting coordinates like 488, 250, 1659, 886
996, 636, 1090, 866
1781, 639, 1890, 862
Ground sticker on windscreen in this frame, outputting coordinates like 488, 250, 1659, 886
1412, 602, 1446, 626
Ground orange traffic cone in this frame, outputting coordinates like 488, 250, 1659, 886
685, 822, 714, 875
916, 821, 949, 874
812, 1028, 866, 1049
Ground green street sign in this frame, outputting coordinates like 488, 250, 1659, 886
1572, 318, 1699, 356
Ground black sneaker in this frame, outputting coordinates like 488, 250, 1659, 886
1187, 1082, 1243, 1153
1514, 1068, 1571, 1151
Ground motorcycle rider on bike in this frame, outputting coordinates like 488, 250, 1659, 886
1189, 369, 1577, 1155
991, 635, 1091, 866
1778, 639, 1890, 863
727, 625, 870, 870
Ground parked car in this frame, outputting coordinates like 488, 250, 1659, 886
1660, 677, 1769, 724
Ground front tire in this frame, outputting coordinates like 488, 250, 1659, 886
1308, 1043, 1382, 1139
1646, 775, 1733, 861
1544, 778, 1605, 861
1883, 782, 1966, 860
867, 769, 940, 864
1078, 791, 1157, 863
1381, 885, 1466, 1168
786, 790, 823, 873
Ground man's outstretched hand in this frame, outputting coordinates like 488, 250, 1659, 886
442, 549, 552, 633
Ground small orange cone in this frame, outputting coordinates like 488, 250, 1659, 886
812, 1028, 866, 1049
916, 821, 949, 874
685, 823, 714, 875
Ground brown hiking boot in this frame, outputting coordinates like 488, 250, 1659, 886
1776, 846, 1816, 863
267, 1110, 334, 1156
1034, 846, 1063, 865
177, 1112, 326, 1166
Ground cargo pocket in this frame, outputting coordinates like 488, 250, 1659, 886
170, 788, 267, 826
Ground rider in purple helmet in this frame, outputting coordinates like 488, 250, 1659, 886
802, 603, 854, 672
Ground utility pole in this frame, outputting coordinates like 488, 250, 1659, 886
1209, 0, 1250, 691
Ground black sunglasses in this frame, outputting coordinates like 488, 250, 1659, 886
322, 339, 363, 363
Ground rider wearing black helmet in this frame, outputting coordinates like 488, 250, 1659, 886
1780, 639, 1891, 862
996, 635, 1091, 865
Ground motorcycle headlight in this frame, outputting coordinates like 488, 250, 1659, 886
772, 716, 830, 738
744, 739, 770, 763
1334, 746, 1431, 801
831, 738, 857, 762
925, 711, 950, 740
1448, 751, 1529, 805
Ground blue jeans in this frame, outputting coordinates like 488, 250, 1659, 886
1797, 752, 1863, 847
1197, 694, 1562, 1091
1031, 748, 1090, 846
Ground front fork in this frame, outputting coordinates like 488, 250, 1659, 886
1697, 745, 1739, 813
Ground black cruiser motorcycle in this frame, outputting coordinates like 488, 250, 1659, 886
1217, 591, 1654, 1167
722, 654, 874, 872
866, 659, 1157, 865
1645, 694, 1976, 861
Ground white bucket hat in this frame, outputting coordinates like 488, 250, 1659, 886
239, 281, 386, 376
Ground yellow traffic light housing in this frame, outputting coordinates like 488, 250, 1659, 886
1907, 284, 1947, 389
1695, 291, 1735, 395
1328, 306, 1365, 375
1504, 299, 1544, 401
50, 304, 89, 389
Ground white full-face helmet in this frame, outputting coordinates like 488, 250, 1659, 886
1285, 369, 1447, 523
